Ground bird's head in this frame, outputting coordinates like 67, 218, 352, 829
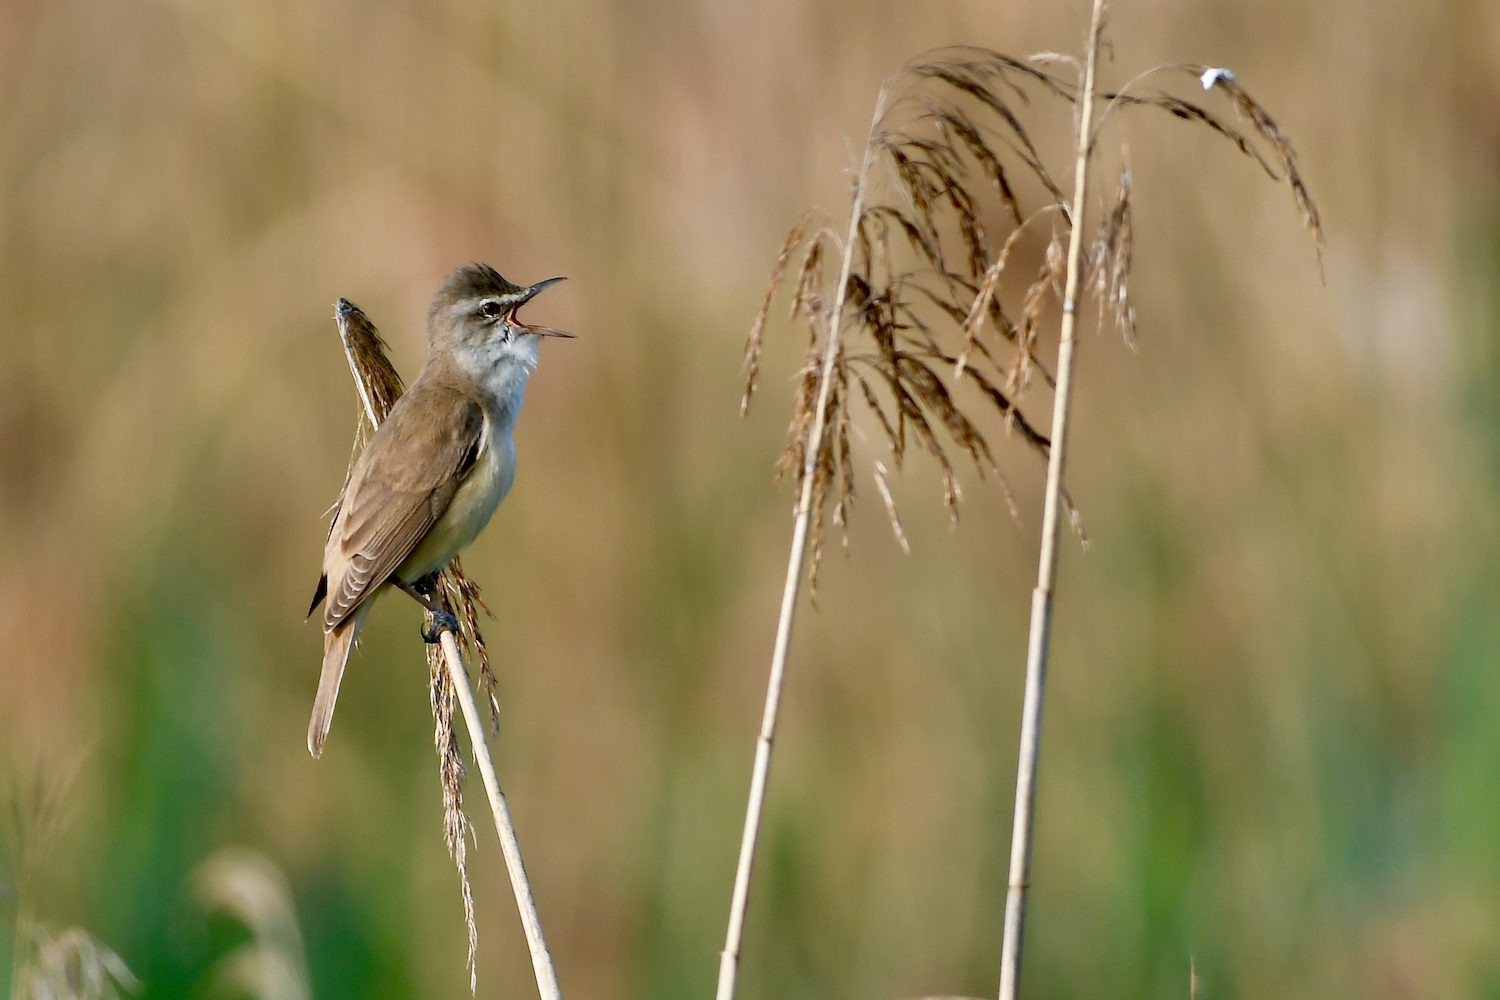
428, 263, 570, 383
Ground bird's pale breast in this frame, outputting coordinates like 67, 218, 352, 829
396, 423, 516, 583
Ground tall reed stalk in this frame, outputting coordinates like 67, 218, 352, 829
998, 3, 1104, 996
714, 96, 885, 1000
727, 4, 1322, 998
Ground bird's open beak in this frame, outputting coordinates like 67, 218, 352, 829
511, 276, 573, 338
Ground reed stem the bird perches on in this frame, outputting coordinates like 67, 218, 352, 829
333, 301, 562, 1000
727, 3, 1322, 998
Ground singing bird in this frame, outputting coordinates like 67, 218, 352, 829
306, 263, 570, 757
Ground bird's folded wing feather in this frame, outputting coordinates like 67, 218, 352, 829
322, 383, 484, 629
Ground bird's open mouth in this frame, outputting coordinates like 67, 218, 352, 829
511, 276, 572, 338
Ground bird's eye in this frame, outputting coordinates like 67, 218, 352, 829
478, 301, 503, 319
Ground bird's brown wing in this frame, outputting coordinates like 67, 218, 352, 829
308, 380, 483, 757
322, 381, 485, 629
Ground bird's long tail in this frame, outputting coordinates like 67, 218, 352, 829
308, 602, 371, 758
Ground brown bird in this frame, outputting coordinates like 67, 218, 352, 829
306, 264, 569, 757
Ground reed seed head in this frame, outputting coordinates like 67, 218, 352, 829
741, 47, 1322, 576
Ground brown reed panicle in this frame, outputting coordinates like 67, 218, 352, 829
1089, 63, 1324, 274
740, 45, 1323, 581
332, 299, 501, 988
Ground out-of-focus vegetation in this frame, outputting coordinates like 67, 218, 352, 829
0, 0, 1495, 998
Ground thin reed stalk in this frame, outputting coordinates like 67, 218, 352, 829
997, 1, 1106, 997
715, 94, 887, 1000
439, 630, 562, 1000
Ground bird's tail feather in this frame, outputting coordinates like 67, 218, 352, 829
308, 603, 370, 758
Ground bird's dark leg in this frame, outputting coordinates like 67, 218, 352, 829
391, 574, 459, 643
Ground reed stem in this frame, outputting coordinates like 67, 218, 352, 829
439, 630, 563, 1000
714, 92, 887, 1000
997, 1, 1106, 997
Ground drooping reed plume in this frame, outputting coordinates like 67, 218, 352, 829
722, 4, 1322, 999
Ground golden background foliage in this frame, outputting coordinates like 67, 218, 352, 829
1, 0, 1496, 998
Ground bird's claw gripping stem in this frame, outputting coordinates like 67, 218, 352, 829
422, 607, 460, 643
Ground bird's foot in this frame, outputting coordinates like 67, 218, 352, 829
422, 608, 460, 643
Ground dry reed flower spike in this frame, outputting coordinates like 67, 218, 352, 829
725, 4, 1322, 1000
332, 300, 559, 1000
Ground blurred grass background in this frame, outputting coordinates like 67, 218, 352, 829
0, 0, 1497, 997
